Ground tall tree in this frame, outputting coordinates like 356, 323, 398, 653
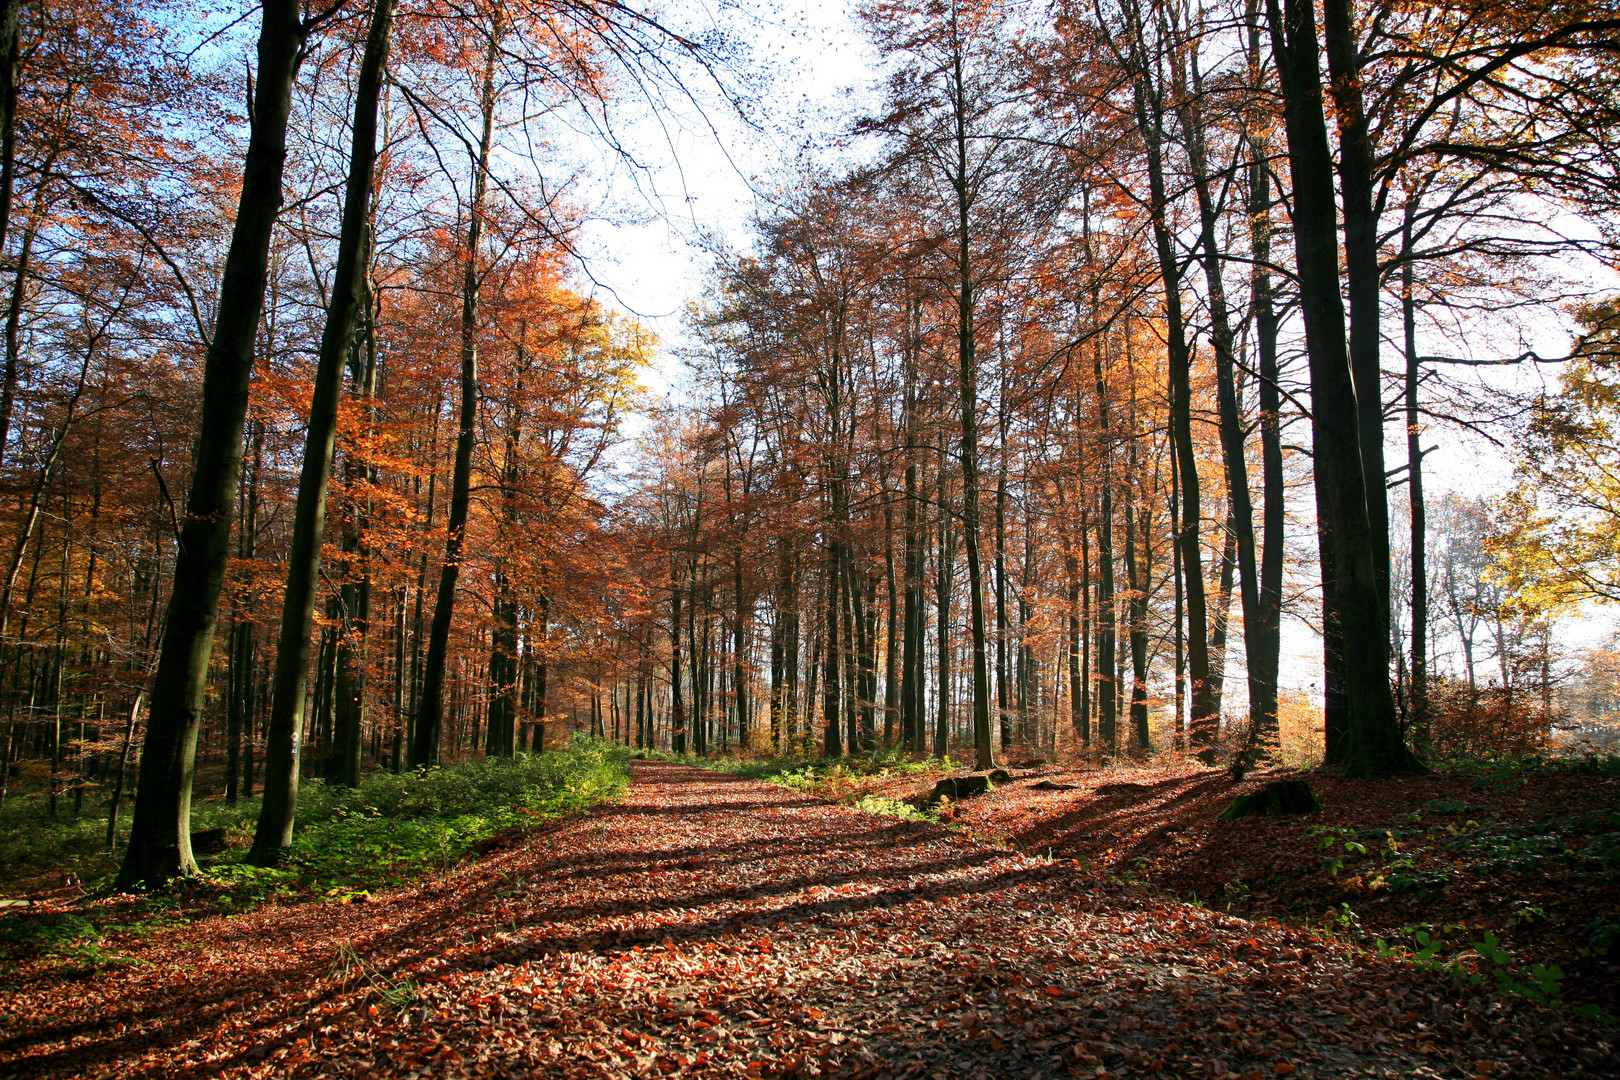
118, 0, 333, 888
251, 0, 396, 863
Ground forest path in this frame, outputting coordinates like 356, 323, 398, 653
3, 762, 1608, 1078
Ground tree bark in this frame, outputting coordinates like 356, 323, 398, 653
118, 0, 311, 887
1403, 208, 1429, 755
411, 28, 498, 768
251, 0, 396, 862
1266, 0, 1411, 777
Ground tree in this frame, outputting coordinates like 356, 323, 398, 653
251, 0, 397, 863
1491, 300, 1620, 612
118, 0, 336, 888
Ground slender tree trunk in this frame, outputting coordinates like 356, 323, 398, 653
1244, 3, 1284, 754
903, 451, 923, 751
1128, 57, 1215, 756
1123, 443, 1151, 753
411, 28, 498, 768
824, 535, 842, 758
331, 282, 381, 782
118, 0, 311, 887
670, 579, 686, 755
224, 426, 260, 804
734, 549, 749, 750
105, 691, 146, 849
487, 344, 525, 759
1182, 79, 1267, 763
1094, 362, 1117, 753
0, 0, 24, 467
250, 0, 396, 861
1080, 474, 1093, 745
933, 458, 955, 758
1403, 209, 1429, 755
995, 405, 1010, 751
532, 594, 550, 751
883, 492, 900, 747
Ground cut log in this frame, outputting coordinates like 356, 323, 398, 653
1218, 779, 1322, 819
189, 828, 229, 855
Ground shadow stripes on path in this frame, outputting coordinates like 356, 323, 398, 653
2, 761, 1611, 1078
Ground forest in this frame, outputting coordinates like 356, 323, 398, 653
2, 0, 1620, 1074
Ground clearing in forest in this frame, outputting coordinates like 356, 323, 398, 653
1, 762, 1612, 1078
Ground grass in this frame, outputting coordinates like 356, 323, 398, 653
673, 745, 953, 822
0, 738, 631, 977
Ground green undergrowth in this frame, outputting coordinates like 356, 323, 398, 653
1437, 752, 1620, 790
678, 746, 952, 822
1368, 922, 1618, 1024
0, 738, 630, 978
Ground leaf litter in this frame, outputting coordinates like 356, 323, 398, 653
1, 762, 1613, 1078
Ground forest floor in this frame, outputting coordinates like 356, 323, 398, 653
2, 761, 1615, 1078
823, 754, 1620, 1019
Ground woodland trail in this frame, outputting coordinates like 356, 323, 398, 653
2, 762, 1611, 1079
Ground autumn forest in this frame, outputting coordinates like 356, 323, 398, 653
3, 0, 1620, 1073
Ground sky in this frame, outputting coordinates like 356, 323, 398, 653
567, 0, 877, 393
556, 0, 1615, 700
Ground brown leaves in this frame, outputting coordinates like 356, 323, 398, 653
3, 762, 1616, 1078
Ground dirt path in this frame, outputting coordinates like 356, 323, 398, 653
2, 763, 1611, 1078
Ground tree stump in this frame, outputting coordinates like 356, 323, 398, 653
189, 828, 229, 855
927, 770, 1010, 803
1218, 779, 1322, 819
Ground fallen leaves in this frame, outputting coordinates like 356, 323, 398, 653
0, 762, 1615, 1078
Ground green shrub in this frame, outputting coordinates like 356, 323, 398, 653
0, 738, 630, 976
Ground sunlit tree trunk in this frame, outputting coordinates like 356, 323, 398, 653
119, 0, 313, 887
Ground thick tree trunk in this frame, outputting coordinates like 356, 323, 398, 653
1321, 0, 1390, 619
1267, 0, 1411, 777
118, 0, 310, 888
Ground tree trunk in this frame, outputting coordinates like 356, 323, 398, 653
1267, 0, 1411, 777
411, 28, 498, 768
1321, 0, 1390, 620
1245, 2, 1284, 751
1403, 209, 1429, 755
119, 0, 310, 888
823, 534, 842, 758
249, 0, 395, 862
1182, 60, 1267, 759
934, 461, 954, 758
